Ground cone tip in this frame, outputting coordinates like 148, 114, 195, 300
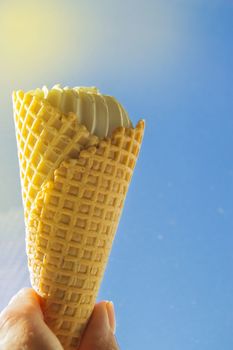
136, 119, 145, 131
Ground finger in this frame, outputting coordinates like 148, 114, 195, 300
1, 288, 43, 321
79, 301, 119, 350
0, 289, 63, 350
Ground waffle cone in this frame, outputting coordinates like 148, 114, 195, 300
13, 90, 145, 349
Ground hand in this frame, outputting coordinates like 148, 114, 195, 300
0, 288, 119, 350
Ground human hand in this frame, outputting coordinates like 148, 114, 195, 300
0, 288, 119, 350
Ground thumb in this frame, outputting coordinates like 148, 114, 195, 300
79, 301, 119, 350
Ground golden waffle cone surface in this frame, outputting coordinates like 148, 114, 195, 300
13, 90, 145, 349
13, 90, 98, 220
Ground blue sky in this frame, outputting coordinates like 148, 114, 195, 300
0, 1, 232, 349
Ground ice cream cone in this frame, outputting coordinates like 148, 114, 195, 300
13, 88, 144, 349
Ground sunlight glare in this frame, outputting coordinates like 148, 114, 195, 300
0, 0, 74, 79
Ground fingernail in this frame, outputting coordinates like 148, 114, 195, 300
106, 301, 116, 334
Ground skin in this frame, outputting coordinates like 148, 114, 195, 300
0, 288, 119, 350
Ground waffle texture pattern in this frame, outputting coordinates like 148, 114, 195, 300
13, 90, 144, 349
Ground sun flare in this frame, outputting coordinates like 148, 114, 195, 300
0, 0, 72, 79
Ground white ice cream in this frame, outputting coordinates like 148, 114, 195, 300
32, 84, 132, 138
